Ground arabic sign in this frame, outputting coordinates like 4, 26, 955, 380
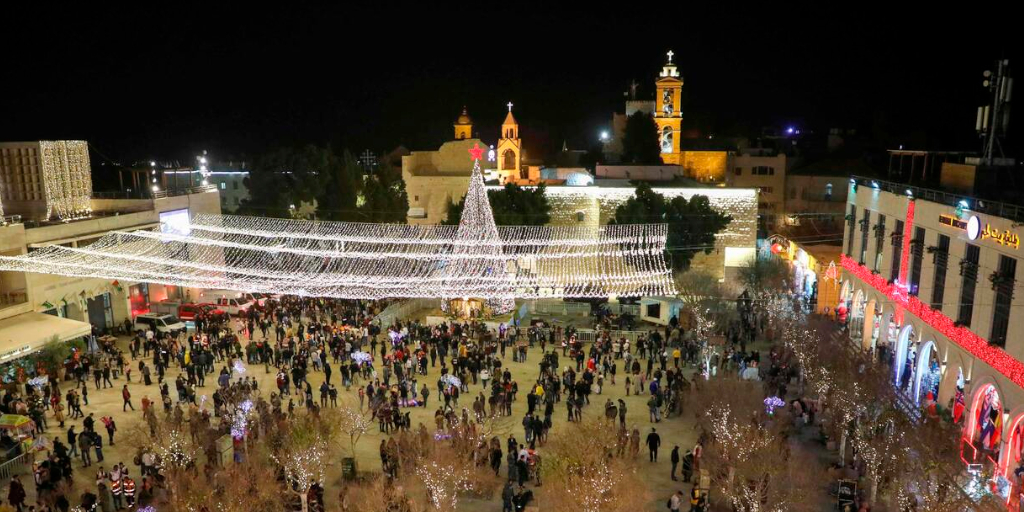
941, 214, 1020, 249
978, 220, 1020, 249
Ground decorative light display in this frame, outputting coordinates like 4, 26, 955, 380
231, 399, 254, 439
350, 351, 372, 365
764, 396, 785, 415
843, 254, 1024, 389
0, 156, 675, 301
232, 359, 246, 375
441, 374, 462, 388
415, 459, 473, 510
39, 140, 93, 221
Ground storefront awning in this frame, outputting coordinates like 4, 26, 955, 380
0, 312, 91, 363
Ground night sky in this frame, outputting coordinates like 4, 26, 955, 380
1, 5, 1017, 168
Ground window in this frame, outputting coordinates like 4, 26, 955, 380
413, 195, 419, 202
990, 255, 1017, 347
909, 227, 924, 295
789, 188, 797, 200
931, 234, 950, 311
845, 204, 856, 256
232, 181, 239, 190
859, 209, 870, 265
873, 214, 885, 272
502, 149, 516, 170
825, 183, 833, 201
890, 219, 904, 282
759, 187, 773, 194
220, 182, 226, 190
752, 166, 775, 175
734, 167, 742, 176
957, 243, 980, 327
520, 166, 529, 181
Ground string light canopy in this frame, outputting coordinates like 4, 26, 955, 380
0, 147, 676, 305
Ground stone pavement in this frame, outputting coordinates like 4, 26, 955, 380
8, 320, 834, 510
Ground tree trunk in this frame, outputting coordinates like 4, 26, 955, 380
300, 492, 309, 512
839, 432, 847, 466
870, 475, 878, 502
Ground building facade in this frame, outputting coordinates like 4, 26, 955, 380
0, 141, 94, 221
1, 143, 222, 365
726, 152, 787, 231
838, 176, 1024, 497
654, 51, 683, 165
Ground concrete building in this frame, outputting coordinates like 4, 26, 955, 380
162, 169, 250, 212
726, 152, 787, 231
0, 141, 93, 222
838, 174, 1024, 488
1, 146, 221, 363
404, 107, 540, 224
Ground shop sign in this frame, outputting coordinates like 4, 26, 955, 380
978, 220, 1020, 249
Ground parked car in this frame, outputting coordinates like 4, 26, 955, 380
177, 303, 227, 322
133, 313, 187, 336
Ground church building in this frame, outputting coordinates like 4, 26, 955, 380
403, 105, 538, 224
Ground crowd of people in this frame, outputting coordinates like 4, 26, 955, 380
1, 293, 765, 511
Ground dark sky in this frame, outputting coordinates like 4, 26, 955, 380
1, 5, 1017, 167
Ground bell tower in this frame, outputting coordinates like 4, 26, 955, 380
454, 106, 473, 140
497, 102, 522, 177
654, 50, 683, 165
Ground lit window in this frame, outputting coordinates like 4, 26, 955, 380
220, 182, 226, 190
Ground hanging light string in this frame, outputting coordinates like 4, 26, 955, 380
0, 158, 676, 301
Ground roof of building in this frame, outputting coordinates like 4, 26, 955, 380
455, 106, 472, 125
789, 156, 879, 177
503, 110, 517, 126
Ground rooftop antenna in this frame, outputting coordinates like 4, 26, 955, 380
977, 59, 1012, 165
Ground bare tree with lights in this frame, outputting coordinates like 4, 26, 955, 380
541, 420, 651, 512
271, 412, 338, 512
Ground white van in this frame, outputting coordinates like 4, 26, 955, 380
198, 289, 259, 312
134, 313, 187, 336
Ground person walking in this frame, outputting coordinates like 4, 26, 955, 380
646, 427, 661, 462
682, 450, 694, 483
67, 425, 79, 459
670, 445, 680, 481
668, 489, 683, 512
122, 385, 135, 412
79, 430, 93, 467
6, 476, 26, 512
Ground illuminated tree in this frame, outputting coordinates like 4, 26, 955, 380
609, 182, 732, 271
542, 420, 650, 512
271, 413, 338, 512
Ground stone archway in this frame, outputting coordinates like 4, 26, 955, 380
913, 340, 940, 405
894, 324, 915, 388
965, 377, 1005, 460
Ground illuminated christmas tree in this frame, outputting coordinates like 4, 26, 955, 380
443, 144, 515, 314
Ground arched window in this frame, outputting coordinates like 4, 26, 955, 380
502, 149, 516, 170
825, 183, 833, 200
660, 126, 673, 154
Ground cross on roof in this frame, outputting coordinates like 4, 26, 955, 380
666, 50, 674, 63
507, 101, 513, 112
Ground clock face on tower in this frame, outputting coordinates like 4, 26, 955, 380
662, 89, 673, 115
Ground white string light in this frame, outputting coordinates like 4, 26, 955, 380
39, 140, 93, 221
0, 157, 676, 301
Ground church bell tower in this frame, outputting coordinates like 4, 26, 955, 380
454, 106, 473, 140
654, 50, 683, 165
497, 102, 522, 179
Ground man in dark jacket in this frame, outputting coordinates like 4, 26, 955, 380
646, 427, 661, 462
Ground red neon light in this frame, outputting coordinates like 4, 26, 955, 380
899, 199, 915, 283
842, 254, 1024, 389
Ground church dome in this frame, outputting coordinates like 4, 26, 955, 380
456, 106, 472, 125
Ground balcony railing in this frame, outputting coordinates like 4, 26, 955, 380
852, 176, 1024, 223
